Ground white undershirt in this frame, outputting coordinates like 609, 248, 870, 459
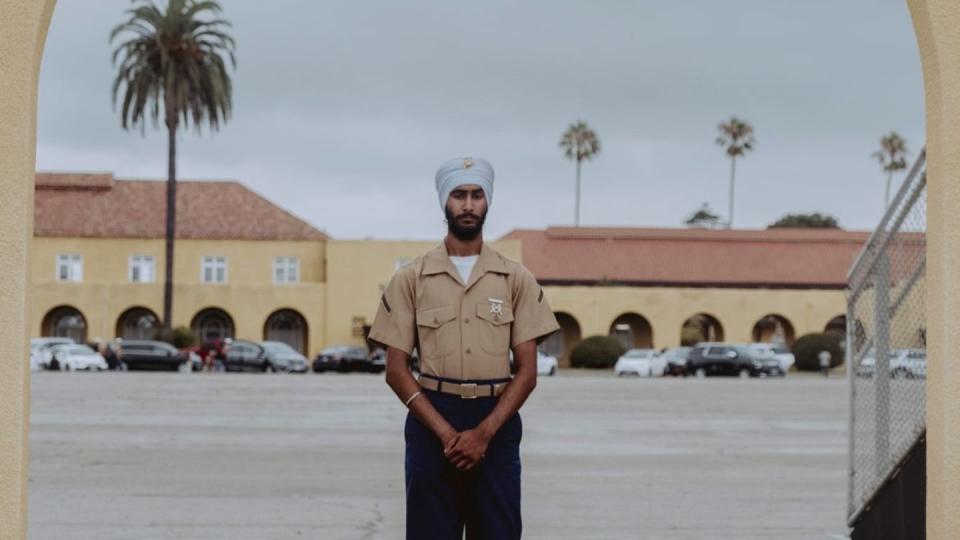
449, 255, 479, 285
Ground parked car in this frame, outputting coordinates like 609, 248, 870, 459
748, 343, 796, 373
369, 348, 387, 373
121, 340, 191, 371
31, 337, 75, 369
48, 344, 107, 371
659, 346, 692, 376
686, 343, 783, 378
857, 349, 926, 379
313, 345, 373, 373
614, 348, 666, 377
259, 341, 309, 373
891, 349, 926, 379
223, 340, 284, 372
537, 350, 559, 376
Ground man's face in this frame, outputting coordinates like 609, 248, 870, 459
445, 184, 488, 240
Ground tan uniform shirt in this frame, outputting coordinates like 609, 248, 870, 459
369, 242, 560, 381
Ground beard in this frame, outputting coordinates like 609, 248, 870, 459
445, 206, 486, 241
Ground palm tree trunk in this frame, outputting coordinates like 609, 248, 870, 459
575, 158, 582, 227
728, 157, 736, 229
163, 120, 177, 331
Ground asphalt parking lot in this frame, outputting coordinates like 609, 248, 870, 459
28, 371, 849, 539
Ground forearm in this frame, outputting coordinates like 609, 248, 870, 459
476, 342, 538, 439
384, 348, 457, 443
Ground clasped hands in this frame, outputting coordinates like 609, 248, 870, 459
442, 427, 492, 470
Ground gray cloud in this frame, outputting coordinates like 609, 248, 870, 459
38, 0, 924, 239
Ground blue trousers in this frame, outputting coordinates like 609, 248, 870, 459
404, 389, 523, 540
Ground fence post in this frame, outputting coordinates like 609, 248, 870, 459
874, 253, 892, 476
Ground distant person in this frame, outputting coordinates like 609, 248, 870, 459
104, 338, 125, 371
200, 340, 220, 372
369, 157, 559, 539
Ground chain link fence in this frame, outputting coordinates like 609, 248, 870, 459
847, 149, 927, 525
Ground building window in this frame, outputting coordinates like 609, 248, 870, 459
264, 309, 308, 354
116, 307, 160, 340
56, 254, 83, 282
201, 256, 228, 284
129, 255, 156, 283
42, 306, 87, 343
192, 308, 235, 342
273, 256, 300, 284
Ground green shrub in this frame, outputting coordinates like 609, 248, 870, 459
792, 332, 845, 371
570, 335, 626, 369
680, 325, 704, 346
154, 326, 198, 349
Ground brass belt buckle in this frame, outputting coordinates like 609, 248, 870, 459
460, 383, 478, 399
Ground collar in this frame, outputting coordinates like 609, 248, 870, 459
422, 242, 510, 288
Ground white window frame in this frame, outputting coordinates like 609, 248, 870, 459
55, 254, 83, 282
128, 255, 156, 283
201, 256, 228, 284
273, 256, 300, 284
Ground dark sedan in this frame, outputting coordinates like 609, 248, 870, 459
223, 340, 283, 373
259, 341, 309, 373
120, 340, 191, 371
313, 345, 377, 373
686, 343, 783, 378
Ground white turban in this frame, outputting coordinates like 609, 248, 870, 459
435, 157, 494, 212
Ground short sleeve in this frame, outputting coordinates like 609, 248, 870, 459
510, 267, 560, 348
369, 267, 417, 355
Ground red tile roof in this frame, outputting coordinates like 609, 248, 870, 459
501, 227, 871, 289
34, 172, 327, 241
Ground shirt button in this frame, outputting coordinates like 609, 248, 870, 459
466, 348, 472, 354
464, 318, 470, 324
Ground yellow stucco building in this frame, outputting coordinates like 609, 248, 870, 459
32, 172, 860, 368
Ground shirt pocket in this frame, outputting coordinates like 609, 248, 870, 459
416, 305, 458, 359
476, 303, 515, 355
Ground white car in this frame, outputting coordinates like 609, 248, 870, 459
537, 351, 559, 376
860, 349, 926, 379
891, 349, 926, 379
48, 344, 108, 371
614, 348, 666, 377
748, 343, 795, 373
30, 337, 75, 369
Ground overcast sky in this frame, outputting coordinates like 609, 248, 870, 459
37, 0, 924, 240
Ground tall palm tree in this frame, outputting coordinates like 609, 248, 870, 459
559, 121, 601, 227
111, 0, 235, 331
872, 132, 909, 210
715, 117, 756, 229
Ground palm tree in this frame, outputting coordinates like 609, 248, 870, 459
872, 132, 909, 209
111, 0, 235, 331
559, 121, 601, 227
715, 117, 756, 229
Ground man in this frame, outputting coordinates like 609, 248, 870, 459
370, 157, 560, 539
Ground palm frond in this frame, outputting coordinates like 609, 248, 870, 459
110, 0, 235, 133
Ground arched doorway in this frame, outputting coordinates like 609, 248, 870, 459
115, 307, 160, 340
191, 308, 235, 344
41, 305, 87, 343
540, 312, 582, 367
681, 313, 724, 345
825, 315, 847, 336
608, 312, 654, 349
751, 314, 796, 346
263, 309, 308, 355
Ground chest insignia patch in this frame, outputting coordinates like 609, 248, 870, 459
488, 298, 504, 320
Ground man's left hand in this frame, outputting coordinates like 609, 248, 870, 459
444, 428, 491, 470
